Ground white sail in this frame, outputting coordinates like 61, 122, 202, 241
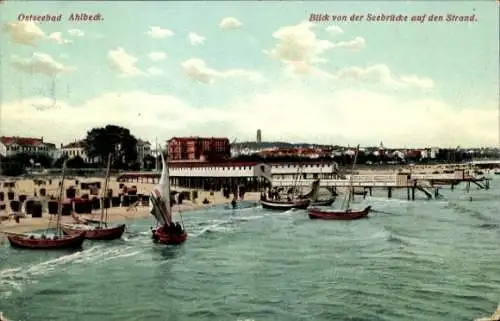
149, 152, 172, 226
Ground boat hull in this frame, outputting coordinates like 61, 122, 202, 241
62, 224, 126, 240
152, 229, 187, 245
308, 206, 371, 220
6, 232, 86, 250
260, 199, 310, 211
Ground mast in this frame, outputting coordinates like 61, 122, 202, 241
344, 144, 360, 210
162, 151, 172, 226
155, 137, 159, 172
100, 153, 112, 228
55, 161, 67, 236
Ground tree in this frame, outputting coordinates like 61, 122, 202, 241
1, 155, 25, 176
66, 155, 86, 168
84, 125, 138, 169
53, 155, 69, 168
143, 155, 156, 170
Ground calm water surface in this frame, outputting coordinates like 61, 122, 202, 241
1, 179, 499, 321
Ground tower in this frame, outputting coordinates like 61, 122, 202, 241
256, 129, 262, 143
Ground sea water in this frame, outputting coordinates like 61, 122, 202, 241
0, 179, 499, 321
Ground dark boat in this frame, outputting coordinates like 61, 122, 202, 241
308, 206, 371, 220
6, 161, 86, 250
311, 197, 335, 206
66, 154, 126, 241
152, 227, 187, 245
308, 145, 372, 221
260, 198, 310, 210
62, 223, 126, 240
150, 152, 187, 246
6, 231, 86, 250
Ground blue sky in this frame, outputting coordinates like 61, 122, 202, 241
1, 1, 498, 147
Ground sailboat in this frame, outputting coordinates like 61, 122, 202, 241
260, 162, 310, 210
5, 162, 86, 249
307, 145, 371, 220
150, 152, 187, 245
62, 154, 126, 240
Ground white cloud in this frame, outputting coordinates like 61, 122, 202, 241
1, 90, 495, 147
146, 26, 174, 39
332, 36, 365, 51
10, 53, 73, 77
188, 32, 206, 45
147, 51, 167, 62
68, 29, 84, 37
108, 47, 143, 77
266, 22, 366, 77
337, 64, 434, 89
147, 66, 164, 76
265, 21, 333, 64
3, 21, 45, 46
181, 58, 264, 84
218, 17, 242, 29
325, 25, 344, 36
400, 75, 435, 89
48, 32, 72, 44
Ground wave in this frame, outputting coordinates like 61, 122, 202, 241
0, 244, 141, 296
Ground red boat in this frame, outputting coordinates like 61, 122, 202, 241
152, 226, 187, 245
62, 223, 126, 240
307, 206, 372, 220
6, 161, 87, 250
149, 152, 187, 246
64, 155, 127, 241
6, 231, 86, 250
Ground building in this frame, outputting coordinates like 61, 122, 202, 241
136, 139, 152, 168
256, 129, 262, 143
60, 140, 99, 163
167, 137, 231, 162
0, 136, 57, 157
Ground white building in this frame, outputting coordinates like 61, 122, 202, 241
137, 139, 152, 168
0, 136, 57, 158
60, 140, 99, 163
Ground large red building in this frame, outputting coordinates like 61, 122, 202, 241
167, 137, 230, 162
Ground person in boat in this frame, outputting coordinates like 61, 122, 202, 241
175, 222, 183, 233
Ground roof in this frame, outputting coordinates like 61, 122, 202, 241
62, 140, 86, 149
163, 160, 336, 167
168, 136, 230, 142
137, 139, 151, 145
0, 136, 44, 147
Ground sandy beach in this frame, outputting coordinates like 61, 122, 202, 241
0, 176, 261, 236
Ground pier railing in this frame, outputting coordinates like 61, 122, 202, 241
271, 172, 475, 188
271, 178, 398, 187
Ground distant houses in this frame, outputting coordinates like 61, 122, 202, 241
0, 136, 59, 160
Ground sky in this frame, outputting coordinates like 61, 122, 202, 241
0, 1, 498, 148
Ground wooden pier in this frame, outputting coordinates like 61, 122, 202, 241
271, 170, 490, 201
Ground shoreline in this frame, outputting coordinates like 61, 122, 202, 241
0, 181, 261, 235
